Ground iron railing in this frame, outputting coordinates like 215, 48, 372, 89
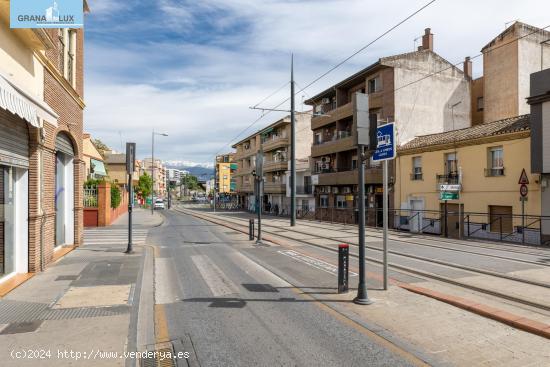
83, 186, 98, 207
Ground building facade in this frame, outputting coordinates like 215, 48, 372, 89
285, 158, 315, 216
232, 114, 312, 213
0, 3, 88, 282
305, 28, 470, 224
394, 115, 543, 244
215, 153, 236, 195
142, 158, 166, 197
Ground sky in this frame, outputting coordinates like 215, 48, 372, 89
84, 0, 550, 166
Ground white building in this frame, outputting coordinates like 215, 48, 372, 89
285, 158, 315, 216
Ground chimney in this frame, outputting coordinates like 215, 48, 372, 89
422, 28, 433, 51
463, 56, 472, 80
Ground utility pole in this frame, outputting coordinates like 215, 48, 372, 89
125, 142, 136, 254
383, 159, 389, 290
290, 54, 296, 226
151, 130, 168, 214
255, 150, 264, 244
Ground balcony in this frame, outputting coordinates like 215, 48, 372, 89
436, 173, 460, 184
262, 135, 289, 152
311, 102, 353, 130
314, 168, 382, 186
484, 167, 505, 177
410, 173, 423, 181
296, 185, 313, 195
311, 134, 355, 157
263, 182, 286, 194
263, 160, 287, 173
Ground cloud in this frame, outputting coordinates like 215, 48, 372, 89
84, 0, 550, 164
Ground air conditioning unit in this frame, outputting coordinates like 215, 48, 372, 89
332, 187, 339, 194
322, 98, 331, 104
321, 156, 331, 163
343, 187, 351, 194
321, 163, 330, 170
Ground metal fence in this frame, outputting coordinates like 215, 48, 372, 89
83, 186, 98, 208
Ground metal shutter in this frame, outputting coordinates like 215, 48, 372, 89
0, 109, 29, 168
55, 132, 74, 157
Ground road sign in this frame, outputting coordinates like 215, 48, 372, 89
372, 123, 396, 161
126, 142, 136, 173
355, 92, 376, 149
439, 184, 461, 192
518, 169, 529, 185
440, 191, 459, 200
520, 184, 528, 197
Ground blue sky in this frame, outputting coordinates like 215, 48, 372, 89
84, 0, 550, 166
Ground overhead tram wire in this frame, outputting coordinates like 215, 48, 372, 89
210, 0, 438, 158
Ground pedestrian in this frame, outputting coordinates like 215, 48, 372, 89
274, 204, 279, 215
266, 202, 272, 213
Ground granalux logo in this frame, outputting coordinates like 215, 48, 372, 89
10, 0, 83, 28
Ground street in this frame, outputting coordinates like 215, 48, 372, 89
149, 210, 422, 366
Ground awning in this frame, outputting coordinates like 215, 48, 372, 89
90, 159, 107, 176
0, 71, 58, 128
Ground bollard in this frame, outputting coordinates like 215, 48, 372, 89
249, 219, 254, 240
338, 244, 349, 294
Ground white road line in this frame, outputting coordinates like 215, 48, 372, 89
278, 250, 358, 277
154, 258, 183, 304
191, 255, 239, 297
229, 252, 291, 288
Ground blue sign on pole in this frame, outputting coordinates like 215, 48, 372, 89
372, 123, 396, 161
10, 0, 84, 29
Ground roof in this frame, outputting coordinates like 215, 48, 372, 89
481, 21, 550, 52
304, 49, 463, 104
399, 115, 530, 152
232, 115, 290, 148
104, 153, 127, 164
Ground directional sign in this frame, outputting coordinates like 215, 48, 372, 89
372, 123, 396, 162
518, 169, 529, 185
440, 191, 459, 200
520, 184, 528, 197
439, 184, 461, 192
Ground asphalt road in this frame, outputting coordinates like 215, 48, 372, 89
148, 209, 422, 367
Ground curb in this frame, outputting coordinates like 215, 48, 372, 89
180, 207, 550, 341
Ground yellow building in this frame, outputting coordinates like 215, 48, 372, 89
394, 115, 542, 244
216, 153, 236, 194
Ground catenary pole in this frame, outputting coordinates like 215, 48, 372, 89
151, 130, 154, 215
290, 54, 296, 226
354, 144, 372, 305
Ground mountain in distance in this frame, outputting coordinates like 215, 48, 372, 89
164, 160, 214, 178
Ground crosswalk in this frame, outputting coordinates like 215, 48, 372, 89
83, 228, 149, 246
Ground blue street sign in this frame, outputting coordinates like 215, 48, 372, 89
372, 123, 396, 161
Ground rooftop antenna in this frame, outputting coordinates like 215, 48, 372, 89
413, 36, 421, 51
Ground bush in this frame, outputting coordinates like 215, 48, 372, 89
111, 184, 122, 209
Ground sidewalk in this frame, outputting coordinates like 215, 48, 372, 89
181, 207, 550, 366
0, 208, 161, 366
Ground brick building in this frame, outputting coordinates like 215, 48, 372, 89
0, 3, 88, 284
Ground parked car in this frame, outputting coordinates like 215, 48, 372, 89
154, 199, 165, 210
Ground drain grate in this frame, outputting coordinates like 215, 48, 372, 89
140, 342, 176, 367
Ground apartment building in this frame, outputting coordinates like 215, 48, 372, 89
285, 157, 315, 216
216, 153, 237, 195
0, 3, 89, 282
305, 28, 470, 224
142, 158, 167, 197
232, 114, 312, 212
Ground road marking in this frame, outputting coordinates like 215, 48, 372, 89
191, 255, 239, 297
229, 252, 291, 288
154, 258, 182, 304
278, 250, 357, 277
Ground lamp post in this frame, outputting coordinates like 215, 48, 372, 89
151, 130, 168, 215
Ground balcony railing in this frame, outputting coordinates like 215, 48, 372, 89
296, 185, 313, 195
436, 173, 460, 184
336, 130, 352, 139
484, 167, 505, 177
410, 173, 423, 181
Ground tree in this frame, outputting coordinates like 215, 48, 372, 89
111, 184, 122, 209
92, 138, 111, 158
181, 174, 200, 191
136, 172, 153, 199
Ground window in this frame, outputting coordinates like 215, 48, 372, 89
368, 76, 381, 93
301, 200, 309, 212
477, 97, 484, 112
336, 195, 347, 209
445, 153, 458, 176
412, 156, 422, 180
319, 195, 329, 208
314, 133, 322, 145
351, 156, 358, 170
486, 147, 504, 176
223, 175, 227, 180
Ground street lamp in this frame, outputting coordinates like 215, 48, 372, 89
151, 130, 168, 215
